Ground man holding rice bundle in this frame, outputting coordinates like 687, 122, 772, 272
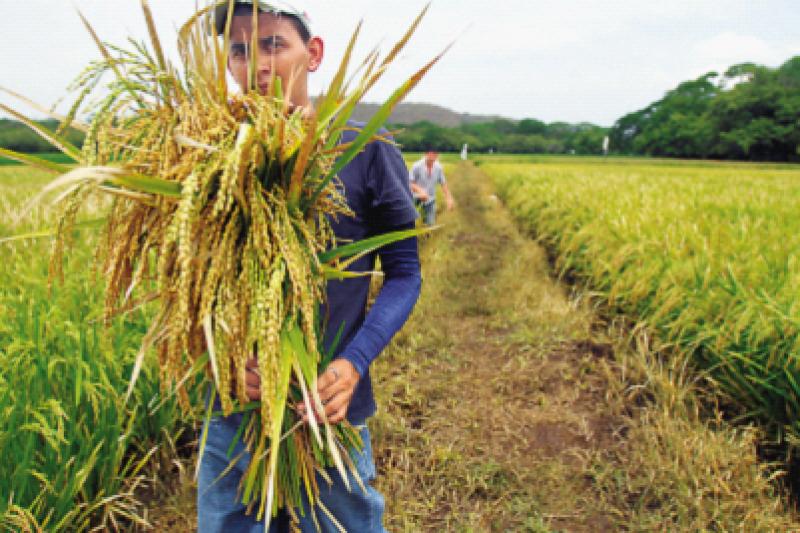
197, 2, 422, 531
2, 0, 439, 528
409, 150, 454, 226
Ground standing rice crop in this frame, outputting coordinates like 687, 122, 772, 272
2, 0, 444, 526
486, 159, 800, 451
0, 166, 184, 531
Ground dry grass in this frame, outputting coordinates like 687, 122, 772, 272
590, 322, 800, 531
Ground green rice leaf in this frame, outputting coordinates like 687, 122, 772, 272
319, 225, 435, 264
307, 42, 451, 209
315, 21, 362, 127
321, 265, 382, 280
0, 86, 88, 133
0, 147, 71, 174
47, 166, 181, 198
76, 8, 147, 109
195, 388, 218, 481
0, 103, 83, 162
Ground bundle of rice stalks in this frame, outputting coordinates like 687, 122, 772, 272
1, 0, 444, 525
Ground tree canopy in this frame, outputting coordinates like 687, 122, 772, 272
392, 118, 608, 155
610, 56, 800, 162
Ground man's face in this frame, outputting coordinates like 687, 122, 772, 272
425, 151, 438, 165
227, 12, 323, 106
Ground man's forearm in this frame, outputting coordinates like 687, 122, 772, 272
410, 182, 428, 201
442, 183, 455, 208
339, 233, 421, 376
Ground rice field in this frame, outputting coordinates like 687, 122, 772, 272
0, 165, 188, 531
5, 154, 800, 529
483, 156, 800, 448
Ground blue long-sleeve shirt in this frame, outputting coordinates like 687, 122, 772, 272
323, 125, 421, 423
338, 226, 421, 378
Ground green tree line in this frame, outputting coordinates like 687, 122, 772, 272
0, 118, 84, 153
392, 119, 609, 155
0, 116, 610, 157
610, 56, 800, 162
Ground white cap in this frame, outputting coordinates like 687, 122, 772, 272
212, 1, 312, 36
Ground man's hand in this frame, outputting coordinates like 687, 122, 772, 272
246, 356, 360, 423
410, 183, 429, 203
298, 359, 360, 424
245, 356, 261, 401
443, 183, 455, 211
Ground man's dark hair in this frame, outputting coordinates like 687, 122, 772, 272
231, 5, 311, 43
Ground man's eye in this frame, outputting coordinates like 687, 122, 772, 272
230, 44, 247, 59
258, 39, 281, 54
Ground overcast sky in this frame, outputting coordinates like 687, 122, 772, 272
1, 0, 798, 126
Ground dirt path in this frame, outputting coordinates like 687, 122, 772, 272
371, 161, 620, 531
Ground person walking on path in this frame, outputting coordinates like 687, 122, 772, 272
196, 2, 422, 531
409, 150, 455, 225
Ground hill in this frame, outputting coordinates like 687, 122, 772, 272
349, 101, 505, 128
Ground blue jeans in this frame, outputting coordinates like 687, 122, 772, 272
416, 199, 436, 225
197, 415, 387, 533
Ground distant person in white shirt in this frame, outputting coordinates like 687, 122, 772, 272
409, 150, 455, 225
